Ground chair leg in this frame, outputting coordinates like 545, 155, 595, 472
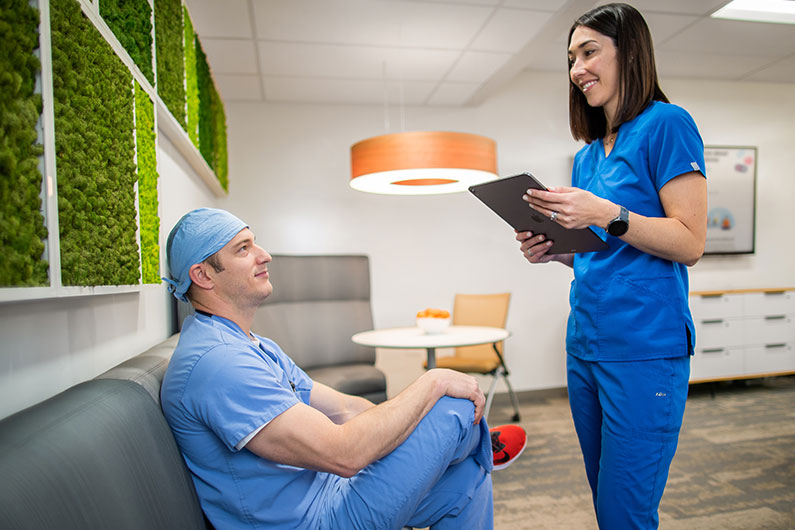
502, 371, 521, 422
484, 371, 500, 422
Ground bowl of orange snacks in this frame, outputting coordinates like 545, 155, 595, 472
416, 308, 451, 334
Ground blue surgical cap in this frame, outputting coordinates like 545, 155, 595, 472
162, 208, 248, 302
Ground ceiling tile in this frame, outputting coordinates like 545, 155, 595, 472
446, 51, 512, 82
553, 11, 700, 46
408, 0, 500, 5
470, 8, 554, 52
184, 0, 252, 39
182, 0, 795, 108
522, 42, 569, 73
257, 42, 459, 81
656, 50, 777, 81
200, 39, 259, 75
743, 54, 795, 84
502, 0, 568, 11
252, 0, 492, 49
427, 82, 482, 106
214, 74, 263, 101
262, 77, 436, 105
598, 0, 727, 17
660, 18, 795, 58
642, 12, 700, 45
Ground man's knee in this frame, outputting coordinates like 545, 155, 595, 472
425, 396, 476, 431
419, 396, 484, 464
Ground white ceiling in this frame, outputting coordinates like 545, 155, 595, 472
183, 0, 795, 107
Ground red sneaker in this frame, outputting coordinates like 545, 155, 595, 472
490, 424, 526, 471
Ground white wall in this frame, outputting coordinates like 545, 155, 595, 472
0, 133, 219, 419
225, 71, 795, 396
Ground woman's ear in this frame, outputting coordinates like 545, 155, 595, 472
189, 263, 214, 290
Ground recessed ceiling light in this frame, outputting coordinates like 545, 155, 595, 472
712, 0, 795, 25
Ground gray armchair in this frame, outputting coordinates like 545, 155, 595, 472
251, 255, 387, 403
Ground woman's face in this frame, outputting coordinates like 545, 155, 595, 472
568, 25, 620, 125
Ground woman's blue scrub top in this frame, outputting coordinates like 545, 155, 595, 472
567, 101, 706, 362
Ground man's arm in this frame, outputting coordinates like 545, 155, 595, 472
244, 369, 484, 477
309, 381, 375, 424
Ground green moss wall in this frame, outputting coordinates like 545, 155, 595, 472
0, 0, 48, 287
183, 7, 199, 147
51, 0, 140, 286
210, 82, 229, 191
154, 0, 185, 128
183, 9, 228, 191
195, 37, 228, 192
3, 0, 229, 291
135, 81, 160, 284
99, 0, 154, 85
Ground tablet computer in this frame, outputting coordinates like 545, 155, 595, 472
468, 172, 608, 254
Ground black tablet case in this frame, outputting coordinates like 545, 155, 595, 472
469, 173, 608, 254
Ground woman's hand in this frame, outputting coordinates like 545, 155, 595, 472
520, 174, 707, 266
523, 186, 615, 230
515, 230, 574, 267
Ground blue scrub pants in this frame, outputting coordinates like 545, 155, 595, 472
567, 354, 689, 530
319, 396, 494, 530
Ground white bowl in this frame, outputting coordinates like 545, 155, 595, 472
417, 317, 450, 334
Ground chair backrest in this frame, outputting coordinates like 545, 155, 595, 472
251, 255, 375, 370
453, 293, 511, 360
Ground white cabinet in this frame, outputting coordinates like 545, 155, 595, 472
689, 288, 795, 382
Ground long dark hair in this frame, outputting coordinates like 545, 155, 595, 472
568, 3, 668, 143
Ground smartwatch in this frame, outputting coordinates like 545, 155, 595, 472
607, 206, 629, 236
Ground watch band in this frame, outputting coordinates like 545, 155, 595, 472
607, 205, 629, 236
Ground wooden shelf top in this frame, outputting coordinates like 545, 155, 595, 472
691, 287, 795, 296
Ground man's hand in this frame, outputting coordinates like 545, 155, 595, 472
423, 369, 485, 424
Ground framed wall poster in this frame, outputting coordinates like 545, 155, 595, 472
703, 146, 757, 254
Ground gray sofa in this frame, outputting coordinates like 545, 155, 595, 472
0, 255, 386, 528
0, 335, 210, 530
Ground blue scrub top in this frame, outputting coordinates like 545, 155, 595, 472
161, 313, 335, 529
567, 101, 706, 362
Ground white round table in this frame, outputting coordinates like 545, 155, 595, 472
352, 325, 511, 369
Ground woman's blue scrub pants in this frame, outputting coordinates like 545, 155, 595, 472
319, 396, 494, 529
567, 353, 690, 529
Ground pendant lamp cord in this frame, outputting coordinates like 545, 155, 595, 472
382, 61, 390, 133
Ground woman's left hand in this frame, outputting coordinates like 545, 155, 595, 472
523, 186, 614, 230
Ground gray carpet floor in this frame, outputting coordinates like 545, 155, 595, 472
487, 375, 795, 530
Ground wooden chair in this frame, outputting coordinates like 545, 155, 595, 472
427, 293, 521, 422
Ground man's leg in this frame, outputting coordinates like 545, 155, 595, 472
319, 396, 493, 530
405, 455, 492, 530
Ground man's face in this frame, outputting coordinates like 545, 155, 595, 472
209, 228, 273, 307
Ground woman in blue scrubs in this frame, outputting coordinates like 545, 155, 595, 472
518, 4, 707, 529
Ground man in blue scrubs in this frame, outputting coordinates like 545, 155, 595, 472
160, 208, 525, 529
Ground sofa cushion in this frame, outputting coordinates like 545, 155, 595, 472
254, 299, 375, 369
308, 363, 387, 402
0, 379, 206, 530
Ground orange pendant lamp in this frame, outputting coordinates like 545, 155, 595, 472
350, 131, 497, 195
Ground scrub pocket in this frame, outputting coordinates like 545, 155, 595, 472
597, 273, 686, 360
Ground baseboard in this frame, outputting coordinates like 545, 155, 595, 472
490, 386, 568, 405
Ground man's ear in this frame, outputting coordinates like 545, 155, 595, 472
189, 263, 214, 291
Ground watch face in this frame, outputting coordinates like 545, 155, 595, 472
608, 219, 628, 236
